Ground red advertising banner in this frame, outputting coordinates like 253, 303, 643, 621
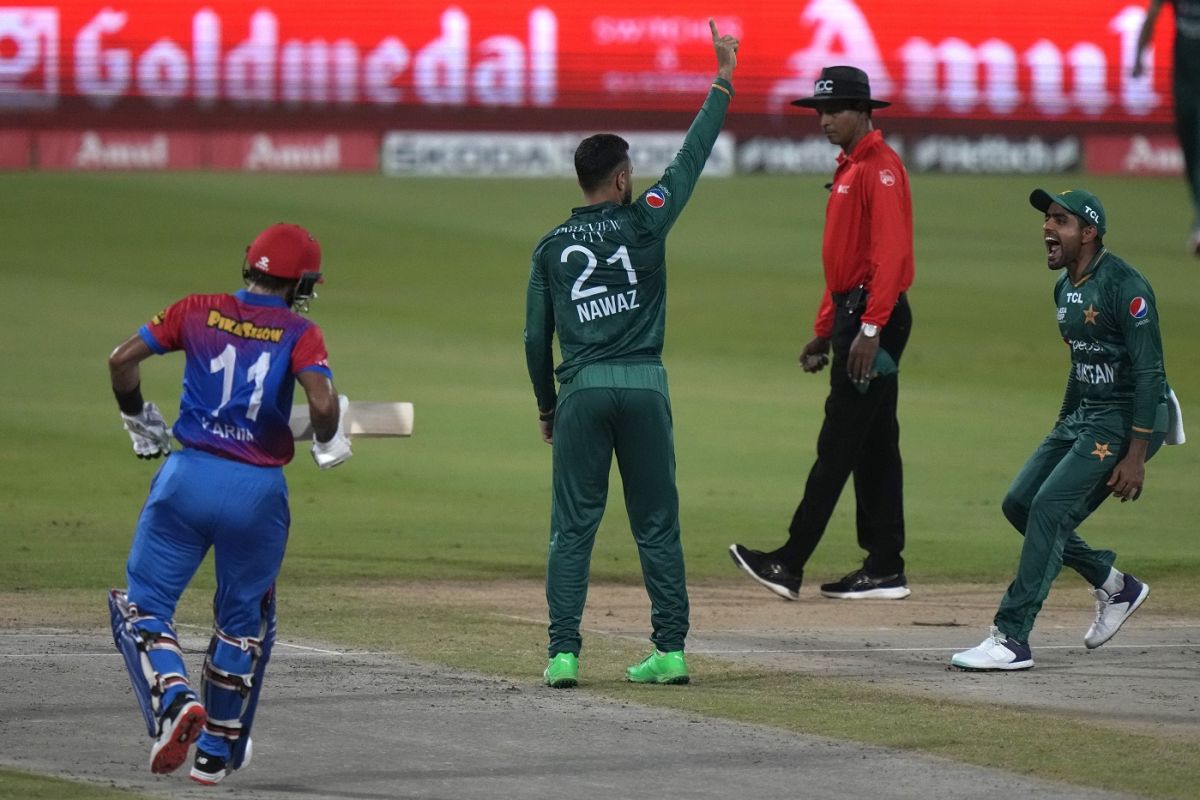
208, 131, 378, 171
0, 1, 1179, 122
1085, 134, 1184, 174
35, 130, 205, 169
0, 129, 31, 166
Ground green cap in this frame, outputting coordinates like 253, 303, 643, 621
1029, 187, 1106, 235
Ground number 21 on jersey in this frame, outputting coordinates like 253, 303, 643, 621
564, 244, 637, 300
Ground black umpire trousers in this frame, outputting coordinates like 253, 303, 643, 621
777, 291, 912, 577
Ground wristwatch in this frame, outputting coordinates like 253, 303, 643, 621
860, 323, 879, 338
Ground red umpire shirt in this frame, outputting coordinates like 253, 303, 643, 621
814, 129, 913, 338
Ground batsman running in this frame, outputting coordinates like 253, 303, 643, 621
525, 19, 738, 687
107, 223, 352, 782
951, 189, 1183, 671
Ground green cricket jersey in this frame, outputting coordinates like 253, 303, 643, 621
1054, 248, 1168, 439
1174, 1, 1200, 78
1173, 1, 1200, 44
524, 78, 733, 410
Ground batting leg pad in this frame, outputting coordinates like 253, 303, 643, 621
199, 588, 277, 770
109, 588, 193, 738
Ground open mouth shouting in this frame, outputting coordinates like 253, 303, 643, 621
1044, 233, 1063, 267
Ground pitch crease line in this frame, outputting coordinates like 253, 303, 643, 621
691, 642, 1195, 654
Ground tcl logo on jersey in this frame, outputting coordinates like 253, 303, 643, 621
1128, 297, 1148, 318
644, 188, 667, 209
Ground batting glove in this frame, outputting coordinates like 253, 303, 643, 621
121, 402, 172, 459
311, 395, 352, 470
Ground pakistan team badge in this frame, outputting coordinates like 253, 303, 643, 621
1092, 442, 1112, 461
1083, 304, 1100, 324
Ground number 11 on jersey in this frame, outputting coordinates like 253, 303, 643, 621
209, 344, 271, 421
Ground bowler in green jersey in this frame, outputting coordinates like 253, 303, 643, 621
952, 188, 1183, 671
525, 20, 737, 688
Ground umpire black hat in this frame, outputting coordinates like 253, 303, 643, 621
791, 66, 891, 109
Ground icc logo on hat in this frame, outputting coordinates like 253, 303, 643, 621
791, 66, 891, 109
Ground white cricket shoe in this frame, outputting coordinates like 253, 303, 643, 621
951, 626, 1034, 671
1085, 574, 1149, 649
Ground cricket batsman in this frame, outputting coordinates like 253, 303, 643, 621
524, 20, 738, 688
106, 223, 352, 782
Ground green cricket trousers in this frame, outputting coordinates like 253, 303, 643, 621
1174, 44, 1200, 228
546, 362, 688, 658
994, 406, 1165, 642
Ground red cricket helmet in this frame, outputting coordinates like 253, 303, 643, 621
245, 223, 323, 282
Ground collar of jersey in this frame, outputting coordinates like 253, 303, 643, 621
838, 128, 884, 165
571, 201, 619, 214
1071, 246, 1108, 287
236, 288, 289, 308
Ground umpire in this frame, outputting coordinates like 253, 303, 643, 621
731, 66, 915, 601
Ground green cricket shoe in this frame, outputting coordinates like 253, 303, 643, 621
626, 649, 689, 685
544, 652, 579, 688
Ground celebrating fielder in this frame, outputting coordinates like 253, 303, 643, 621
952, 189, 1182, 671
524, 20, 737, 688
107, 223, 352, 782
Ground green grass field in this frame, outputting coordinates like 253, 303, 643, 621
2, 170, 1198, 797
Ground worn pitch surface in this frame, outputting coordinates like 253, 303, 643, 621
4, 581, 1197, 798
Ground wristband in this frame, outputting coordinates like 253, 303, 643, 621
114, 382, 145, 416
538, 409, 556, 422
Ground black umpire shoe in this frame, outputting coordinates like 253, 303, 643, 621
820, 568, 911, 600
728, 544, 802, 601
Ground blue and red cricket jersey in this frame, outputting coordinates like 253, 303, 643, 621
138, 289, 332, 466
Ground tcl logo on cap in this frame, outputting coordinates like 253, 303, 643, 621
1128, 297, 1148, 318
645, 188, 666, 209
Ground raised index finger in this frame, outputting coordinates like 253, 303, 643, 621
709, 18, 719, 41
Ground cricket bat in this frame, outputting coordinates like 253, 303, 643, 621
290, 401, 414, 440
